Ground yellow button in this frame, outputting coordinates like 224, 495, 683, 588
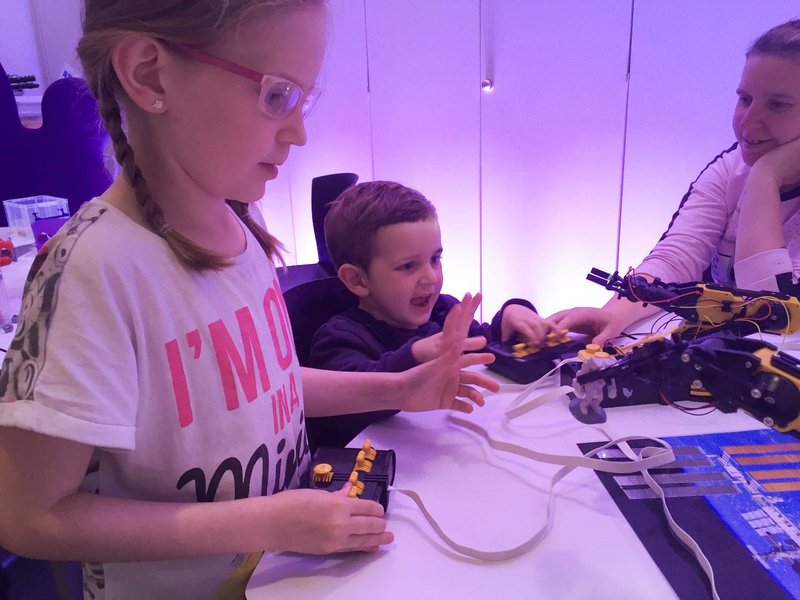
313, 463, 332, 475
355, 450, 373, 473
312, 463, 333, 483
348, 470, 365, 496
362, 439, 377, 460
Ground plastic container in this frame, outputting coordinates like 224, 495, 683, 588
3, 195, 69, 243
0, 269, 13, 333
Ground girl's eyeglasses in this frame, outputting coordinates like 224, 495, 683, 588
176, 45, 320, 119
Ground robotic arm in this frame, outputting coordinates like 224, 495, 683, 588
567, 268, 800, 433
573, 331, 800, 434
586, 267, 800, 337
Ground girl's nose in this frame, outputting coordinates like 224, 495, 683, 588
277, 109, 308, 147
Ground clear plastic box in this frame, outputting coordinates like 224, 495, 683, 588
3, 195, 69, 242
0, 269, 12, 332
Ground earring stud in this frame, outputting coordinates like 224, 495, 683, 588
152, 99, 164, 110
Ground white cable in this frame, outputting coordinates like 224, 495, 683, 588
391, 417, 674, 562
505, 385, 575, 420
503, 356, 582, 419
614, 438, 720, 600
393, 350, 722, 597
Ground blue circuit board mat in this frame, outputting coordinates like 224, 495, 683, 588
579, 428, 800, 600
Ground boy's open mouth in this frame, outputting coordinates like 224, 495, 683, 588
411, 294, 432, 308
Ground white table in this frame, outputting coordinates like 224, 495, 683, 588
0, 249, 786, 598
246, 360, 773, 600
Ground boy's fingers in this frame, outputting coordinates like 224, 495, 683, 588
514, 322, 544, 346
460, 369, 500, 392
467, 292, 482, 315
542, 317, 562, 331
442, 299, 466, 336
456, 292, 481, 326
457, 384, 486, 407
449, 399, 475, 413
458, 351, 496, 368
463, 336, 488, 351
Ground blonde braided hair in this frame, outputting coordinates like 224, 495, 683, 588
77, 0, 321, 270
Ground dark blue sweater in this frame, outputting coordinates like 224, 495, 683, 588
305, 294, 535, 449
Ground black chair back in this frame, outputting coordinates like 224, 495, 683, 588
310, 172, 358, 273
283, 276, 358, 366
0, 62, 111, 224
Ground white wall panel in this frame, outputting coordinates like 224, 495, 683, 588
364, 0, 482, 305
619, 0, 800, 276
480, 0, 632, 316
264, 0, 373, 265
0, 0, 43, 83
28, 0, 82, 84
16, 0, 799, 315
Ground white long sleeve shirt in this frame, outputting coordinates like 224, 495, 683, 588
638, 142, 800, 293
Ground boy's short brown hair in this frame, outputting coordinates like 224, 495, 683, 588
324, 181, 437, 271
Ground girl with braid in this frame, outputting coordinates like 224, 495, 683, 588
0, 2, 498, 598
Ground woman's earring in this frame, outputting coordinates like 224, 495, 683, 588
151, 99, 165, 111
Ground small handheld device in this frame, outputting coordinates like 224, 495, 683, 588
308, 439, 396, 510
487, 330, 585, 384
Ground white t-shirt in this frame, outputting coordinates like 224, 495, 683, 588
0, 199, 308, 599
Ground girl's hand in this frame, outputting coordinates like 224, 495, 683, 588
500, 304, 561, 345
264, 488, 392, 554
402, 293, 500, 413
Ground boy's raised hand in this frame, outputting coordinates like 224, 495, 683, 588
411, 332, 489, 364
402, 293, 500, 413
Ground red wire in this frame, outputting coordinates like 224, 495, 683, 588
746, 299, 773, 322
626, 276, 702, 305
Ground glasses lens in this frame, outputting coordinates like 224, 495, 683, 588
300, 89, 321, 118
262, 80, 302, 117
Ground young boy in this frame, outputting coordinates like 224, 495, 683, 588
306, 181, 556, 447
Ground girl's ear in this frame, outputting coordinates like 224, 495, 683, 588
338, 263, 370, 298
111, 36, 168, 113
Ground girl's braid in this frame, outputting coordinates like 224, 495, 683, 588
95, 66, 227, 270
